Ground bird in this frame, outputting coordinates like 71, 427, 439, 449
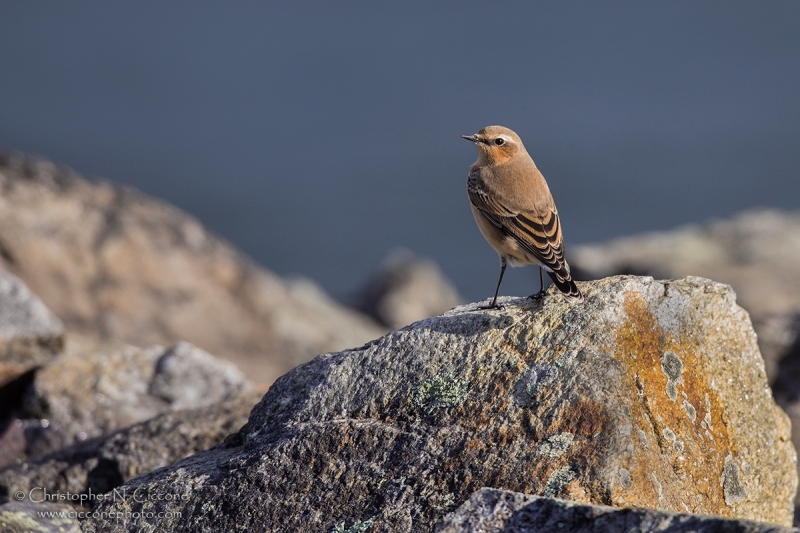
462, 125, 583, 307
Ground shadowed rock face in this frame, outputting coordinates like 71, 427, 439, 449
436, 488, 798, 533
80, 276, 796, 532
0, 152, 383, 385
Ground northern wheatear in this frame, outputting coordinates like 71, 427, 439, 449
463, 125, 583, 306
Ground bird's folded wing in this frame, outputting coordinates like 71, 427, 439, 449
468, 180, 570, 279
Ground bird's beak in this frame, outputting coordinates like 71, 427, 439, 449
461, 134, 480, 143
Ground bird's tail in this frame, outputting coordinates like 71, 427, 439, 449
547, 271, 583, 303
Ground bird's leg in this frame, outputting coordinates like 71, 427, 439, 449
528, 266, 546, 300
480, 257, 506, 309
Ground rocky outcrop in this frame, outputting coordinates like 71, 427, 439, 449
0, 395, 258, 507
81, 276, 796, 532
352, 250, 463, 328
0, 152, 384, 385
436, 488, 797, 533
19, 338, 255, 457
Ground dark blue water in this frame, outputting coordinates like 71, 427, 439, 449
2, 2, 799, 302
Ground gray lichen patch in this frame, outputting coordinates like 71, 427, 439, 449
537, 432, 575, 458
722, 454, 747, 506
660, 351, 684, 401
682, 400, 697, 422
665, 382, 678, 402
413, 371, 468, 413
542, 466, 576, 498
637, 428, 649, 449
331, 519, 374, 533
555, 349, 578, 368
661, 351, 683, 381
515, 364, 558, 404
619, 468, 633, 489
651, 473, 664, 504
703, 394, 713, 431
662, 428, 676, 442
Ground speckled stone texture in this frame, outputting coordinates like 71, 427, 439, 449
81, 276, 796, 532
436, 488, 798, 533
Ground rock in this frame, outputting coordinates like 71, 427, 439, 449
0, 501, 81, 533
435, 488, 797, 533
569, 209, 800, 518
0, 270, 63, 388
570, 208, 800, 381
0, 395, 259, 508
81, 276, 796, 532
0, 152, 383, 385
0, 419, 26, 471
20, 337, 255, 457
0, 271, 63, 469
353, 250, 463, 328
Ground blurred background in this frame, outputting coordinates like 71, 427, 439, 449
1, 1, 799, 302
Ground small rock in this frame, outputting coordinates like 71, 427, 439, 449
352, 250, 463, 328
0, 270, 63, 388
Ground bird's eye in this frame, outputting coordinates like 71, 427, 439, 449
494, 138, 505, 146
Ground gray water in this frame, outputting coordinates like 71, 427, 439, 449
2, 2, 799, 302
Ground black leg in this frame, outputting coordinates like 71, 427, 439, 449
489, 257, 507, 308
539, 266, 544, 293
528, 266, 546, 300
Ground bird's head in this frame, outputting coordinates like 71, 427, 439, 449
461, 125, 523, 165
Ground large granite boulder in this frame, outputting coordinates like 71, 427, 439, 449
436, 488, 797, 533
0, 152, 383, 385
81, 276, 796, 532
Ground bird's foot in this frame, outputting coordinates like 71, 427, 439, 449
477, 298, 504, 310
527, 290, 546, 301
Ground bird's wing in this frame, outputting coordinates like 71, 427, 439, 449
467, 168, 571, 278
